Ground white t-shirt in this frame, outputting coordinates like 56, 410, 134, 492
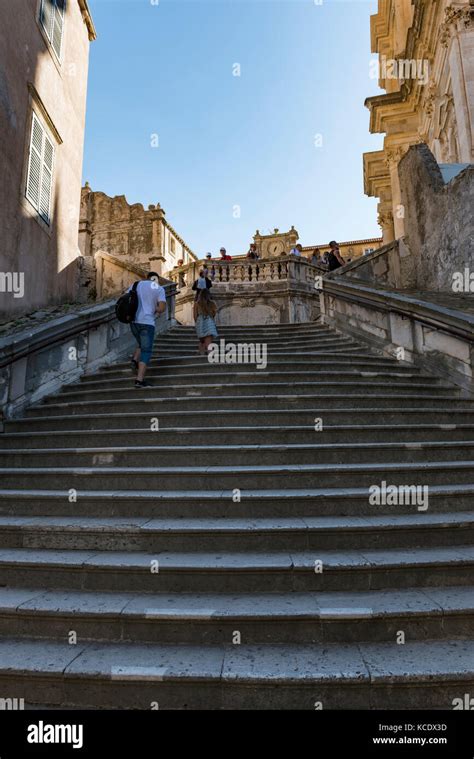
290, 248, 301, 257
128, 280, 167, 326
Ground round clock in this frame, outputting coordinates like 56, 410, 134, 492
270, 241, 284, 256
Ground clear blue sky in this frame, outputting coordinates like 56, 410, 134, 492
83, 0, 383, 256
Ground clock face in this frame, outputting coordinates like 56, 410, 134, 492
270, 242, 284, 256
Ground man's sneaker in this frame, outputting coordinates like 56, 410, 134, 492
135, 380, 153, 389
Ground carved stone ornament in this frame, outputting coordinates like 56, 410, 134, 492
440, 5, 472, 46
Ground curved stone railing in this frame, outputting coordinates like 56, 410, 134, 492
170, 257, 326, 326
169, 256, 325, 289
0, 279, 177, 420
320, 276, 474, 396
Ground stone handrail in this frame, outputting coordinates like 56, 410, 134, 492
320, 277, 474, 395
0, 280, 177, 419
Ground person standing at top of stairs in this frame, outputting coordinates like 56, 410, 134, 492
327, 241, 346, 271
128, 272, 167, 389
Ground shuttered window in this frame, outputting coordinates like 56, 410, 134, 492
39, 0, 65, 61
26, 112, 55, 225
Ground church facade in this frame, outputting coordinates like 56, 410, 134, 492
364, 0, 474, 243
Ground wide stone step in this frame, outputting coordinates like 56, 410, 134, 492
0, 512, 471, 552
2, 440, 474, 468
1, 485, 473, 518
10, 408, 474, 432
0, 586, 471, 645
83, 367, 428, 384
170, 326, 329, 339
2, 460, 474, 490
3, 423, 474, 449
152, 345, 362, 357
0, 637, 472, 709
25, 394, 471, 417
52, 380, 454, 404
106, 357, 425, 373
152, 337, 360, 351
115, 348, 396, 374
158, 329, 354, 342
0, 545, 471, 592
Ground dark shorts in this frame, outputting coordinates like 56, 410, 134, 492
131, 323, 155, 365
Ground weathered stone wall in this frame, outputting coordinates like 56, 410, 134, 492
398, 144, 474, 292
0, 0, 94, 318
79, 187, 197, 294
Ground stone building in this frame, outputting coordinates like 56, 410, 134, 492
0, 0, 96, 318
248, 228, 382, 261
78, 185, 197, 298
364, 0, 474, 242
244, 226, 383, 261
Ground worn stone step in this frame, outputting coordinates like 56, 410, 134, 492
0, 512, 471, 552
151, 345, 364, 357
127, 350, 383, 368
0, 586, 471, 645
0, 545, 471, 593
83, 368, 428, 384
2, 460, 474, 490
0, 637, 472, 709
52, 381, 455, 404
157, 330, 356, 343
10, 408, 474, 432
165, 324, 329, 333
1, 485, 473, 518
152, 338, 361, 352
2, 440, 474, 468
26, 394, 471, 418
106, 357, 424, 373
3, 423, 474, 449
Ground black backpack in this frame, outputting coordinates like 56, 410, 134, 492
115, 281, 139, 323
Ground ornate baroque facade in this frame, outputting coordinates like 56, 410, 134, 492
364, 0, 474, 243
249, 228, 382, 262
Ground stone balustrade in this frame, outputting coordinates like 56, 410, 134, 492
170, 257, 325, 326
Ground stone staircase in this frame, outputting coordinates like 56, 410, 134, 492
0, 322, 473, 709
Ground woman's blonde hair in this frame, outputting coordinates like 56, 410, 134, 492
197, 288, 217, 317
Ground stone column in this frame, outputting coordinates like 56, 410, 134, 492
148, 204, 166, 275
378, 206, 395, 245
386, 147, 407, 240
446, 10, 474, 162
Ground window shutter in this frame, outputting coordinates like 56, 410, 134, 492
26, 114, 44, 211
40, 134, 55, 223
26, 113, 55, 225
40, 0, 65, 61
40, 0, 55, 41
51, 0, 65, 60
